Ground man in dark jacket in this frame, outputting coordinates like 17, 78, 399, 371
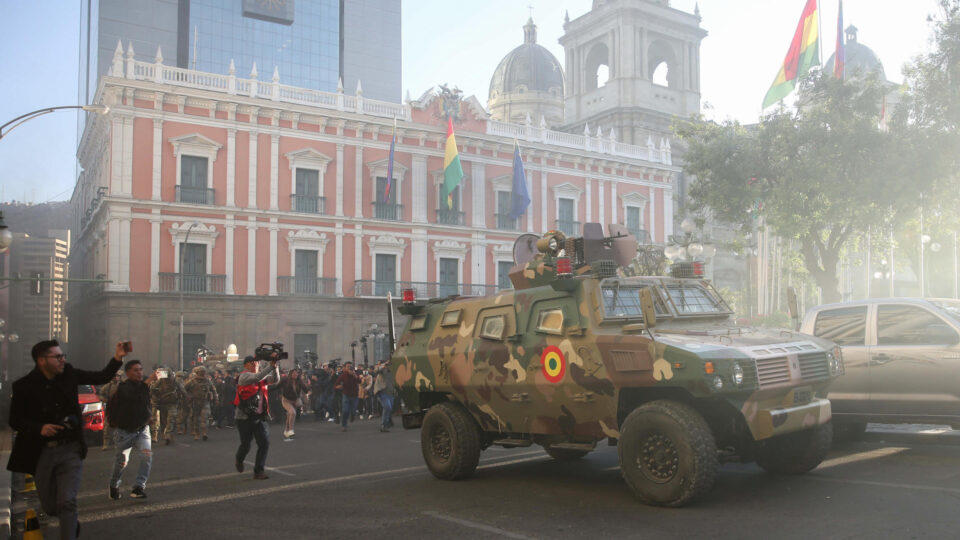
7, 339, 125, 540
108, 360, 158, 499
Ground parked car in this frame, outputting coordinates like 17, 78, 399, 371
78, 384, 105, 445
800, 298, 960, 437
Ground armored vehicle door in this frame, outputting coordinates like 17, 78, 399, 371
468, 305, 527, 430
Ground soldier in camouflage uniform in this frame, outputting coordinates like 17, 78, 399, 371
150, 367, 186, 445
184, 367, 219, 441
176, 371, 190, 435
98, 371, 122, 449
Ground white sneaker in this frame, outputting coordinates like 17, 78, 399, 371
282, 430, 292, 438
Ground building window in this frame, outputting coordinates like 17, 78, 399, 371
495, 191, 518, 230
294, 249, 319, 294
436, 184, 463, 225
438, 257, 459, 297
374, 176, 402, 221
557, 197, 578, 236
293, 168, 324, 214
497, 261, 513, 290
625, 206, 648, 243
375, 253, 397, 296
179, 243, 207, 292
179, 156, 212, 204
293, 334, 318, 364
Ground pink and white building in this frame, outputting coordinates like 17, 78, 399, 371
68, 44, 678, 368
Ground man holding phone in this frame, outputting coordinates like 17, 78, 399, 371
108, 359, 159, 499
7, 340, 127, 540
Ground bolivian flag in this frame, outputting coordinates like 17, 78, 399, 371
442, 116, 464, 210
762, 0, 820, 109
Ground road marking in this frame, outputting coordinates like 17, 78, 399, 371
807, 475, 960, 496
81, 454, 549, 523
76, 463, 314, 499
604, 466, 620, 471
818, 447, 908, 469
422, 511, 537, 540
245, 461, 295, 477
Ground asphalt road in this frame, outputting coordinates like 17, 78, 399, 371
17, 418, 960, 539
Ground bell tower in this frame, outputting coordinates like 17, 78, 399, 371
558, 0, 707, 144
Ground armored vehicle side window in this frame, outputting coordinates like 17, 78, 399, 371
441, 310, 462, 327
480, 315, 506, 340
877, 305, 959, 346
410, 315, 428, 331
813, 306, 867, 346
536, 309, 564, 334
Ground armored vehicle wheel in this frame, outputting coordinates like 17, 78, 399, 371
421, 402, 481, 480
618, 400, 718, 507
755, 423, 832, 474
544, 446, 590, 461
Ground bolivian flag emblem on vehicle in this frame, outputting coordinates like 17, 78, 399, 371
541, 346, 566, 383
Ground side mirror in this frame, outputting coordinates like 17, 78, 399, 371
639, 288, 657, 329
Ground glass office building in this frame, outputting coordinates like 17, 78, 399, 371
188, 0, 341, 92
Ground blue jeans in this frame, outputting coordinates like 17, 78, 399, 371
236, 417, 269, 473
341, 396, 359, 427
111, 427, 152, 489
377, 392, 394, 428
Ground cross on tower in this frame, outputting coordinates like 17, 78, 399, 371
528, 4, 534, 18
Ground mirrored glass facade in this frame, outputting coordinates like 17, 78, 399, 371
189, 0, 340, 92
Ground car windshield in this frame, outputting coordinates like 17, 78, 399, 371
78, 385, 95, 394
931, 300, 960, 324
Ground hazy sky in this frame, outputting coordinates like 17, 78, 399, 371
0, 0, 944, 204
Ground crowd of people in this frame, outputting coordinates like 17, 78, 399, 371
7, 339, 400, 540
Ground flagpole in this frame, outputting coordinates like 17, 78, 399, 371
816, 0, 823, 67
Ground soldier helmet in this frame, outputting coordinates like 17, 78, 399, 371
192, 366, 207, 376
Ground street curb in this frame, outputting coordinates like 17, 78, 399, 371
0, 454, 9, 540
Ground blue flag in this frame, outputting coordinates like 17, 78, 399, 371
509, 141, 530, 220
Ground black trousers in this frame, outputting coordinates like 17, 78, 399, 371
235, 417, 269, 474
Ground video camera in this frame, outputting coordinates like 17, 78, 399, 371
254, 342, 288, 362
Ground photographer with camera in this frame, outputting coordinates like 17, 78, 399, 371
7, 339, 126, 539
234, 349, 280, 479
108, 359, 159, 500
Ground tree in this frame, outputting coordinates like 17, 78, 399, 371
677, 71, 945, 303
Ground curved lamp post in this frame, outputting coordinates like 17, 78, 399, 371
665, 217, 717, 265
178, 221, 201, 372
0, 104, 109, 141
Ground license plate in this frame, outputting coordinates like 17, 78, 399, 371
792, 390, 812, 405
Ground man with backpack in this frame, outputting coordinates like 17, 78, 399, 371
234, 354, 279, 479
184, 367, 219, 441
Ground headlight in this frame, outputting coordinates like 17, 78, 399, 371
732, 363, 744, 386
711, 375, 723, 391
82, 402, 103, 414
827, 347, 843, 375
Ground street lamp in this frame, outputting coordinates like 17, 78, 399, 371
0, 104, 110, 141
178, 221, 201, 372
665, 217, 716, 265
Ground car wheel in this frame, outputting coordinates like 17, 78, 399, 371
618, 400, 718, 507
755, 422, 833, 474
420, 402, 481, 480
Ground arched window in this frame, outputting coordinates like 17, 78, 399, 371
585, 42, 610, 91
647, 39, 678, 88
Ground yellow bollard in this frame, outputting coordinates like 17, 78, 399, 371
23, 508, 42, 540
21, 474, 36, 493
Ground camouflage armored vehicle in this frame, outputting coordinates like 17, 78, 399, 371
390, 223, 842, 506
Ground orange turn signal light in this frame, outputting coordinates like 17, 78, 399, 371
704, 361, 715, 374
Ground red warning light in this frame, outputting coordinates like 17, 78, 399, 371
556, 257, 573, 275
402, 288, 416, 303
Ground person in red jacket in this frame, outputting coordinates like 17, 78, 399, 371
333, 361, 360, 432
233, 354, 279, 479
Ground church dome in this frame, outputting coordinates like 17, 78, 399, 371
825, 25, 887, 81
489, 18, 564, 100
